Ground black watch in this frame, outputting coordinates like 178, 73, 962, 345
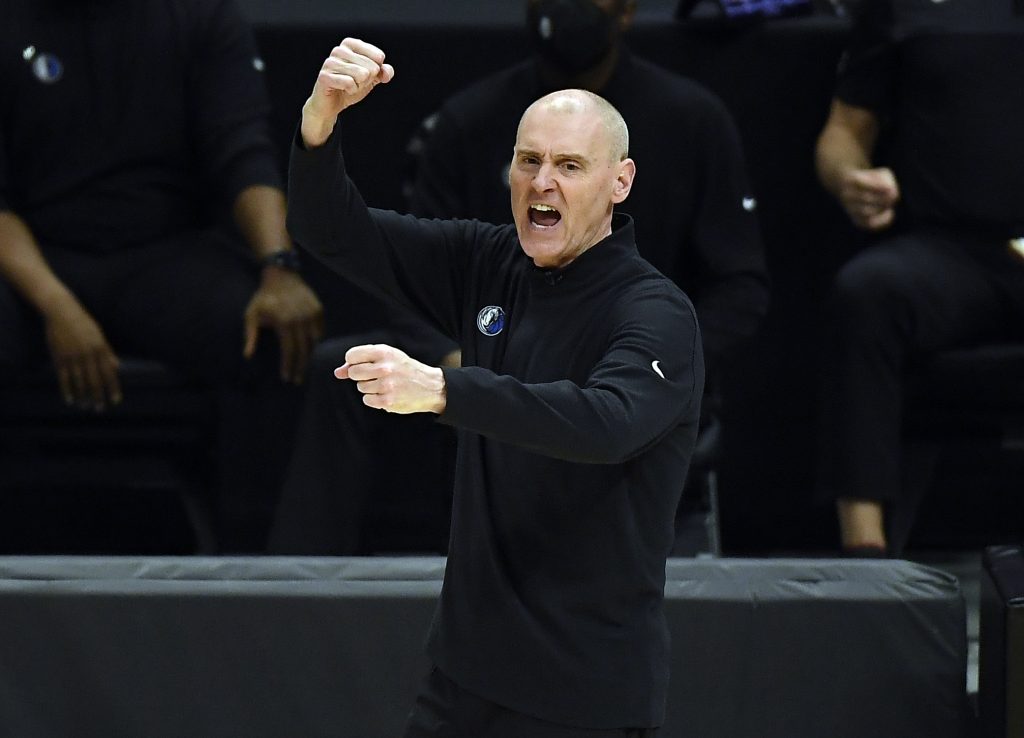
261, 249, 301, 272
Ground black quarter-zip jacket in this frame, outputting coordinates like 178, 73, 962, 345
288, 126, 704, 729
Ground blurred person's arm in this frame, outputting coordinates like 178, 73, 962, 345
816, 0, 900, 231
233, 184, 323, 384
0, 211, 121, 409
188, 0, 323, 383
816, 99, 899, 231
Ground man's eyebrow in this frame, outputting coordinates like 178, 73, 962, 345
514, 146, 592, 163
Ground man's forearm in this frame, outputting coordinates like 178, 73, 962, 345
0, 210, 77, 318
232, 184, 294, 262
815, 101, 878, 197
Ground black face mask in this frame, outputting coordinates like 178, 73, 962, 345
527, 0, 617, 75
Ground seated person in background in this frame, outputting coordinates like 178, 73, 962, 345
268, 0, 768, 555
815, 0, 1024, 556
0, 0, 324, 550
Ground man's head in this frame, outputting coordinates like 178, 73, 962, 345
510, 89, 635, 269
526, 0, 637, 82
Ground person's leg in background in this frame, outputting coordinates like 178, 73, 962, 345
0, 280, 53, 552
817, 233, 1012, 555
266, 334, 382, 554
267, 331, 456, 555
101, 229, 304, 551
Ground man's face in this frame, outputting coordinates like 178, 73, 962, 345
510, 99, 633, 269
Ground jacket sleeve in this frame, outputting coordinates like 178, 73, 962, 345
440, 287, 704, 464
288, 124, 489, 343
833, 0, 898, 113
186, 0, 282, 205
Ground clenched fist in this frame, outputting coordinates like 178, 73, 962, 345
836, 167, 900, 231
300, 38, 395, 148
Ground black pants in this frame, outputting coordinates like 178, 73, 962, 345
267, 333, 455, 554
403, 666, 657, 738
816, 230, 1024, 543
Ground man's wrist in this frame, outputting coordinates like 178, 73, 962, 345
34, 282, 79, 320
260, 249, 301, 272
300, 101, 337, 148
431, 366, 448, 414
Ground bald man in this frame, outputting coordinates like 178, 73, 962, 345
288, 38, 703, 737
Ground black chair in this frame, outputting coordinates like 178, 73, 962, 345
894, 342, 1024, 551
0, 358, 218, 554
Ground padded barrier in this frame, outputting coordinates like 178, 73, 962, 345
0, 556, 968, 737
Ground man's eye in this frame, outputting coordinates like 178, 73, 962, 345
561, 162, 581, 172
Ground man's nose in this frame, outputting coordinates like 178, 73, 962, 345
532, 163, 556, 191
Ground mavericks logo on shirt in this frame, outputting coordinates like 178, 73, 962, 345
23, 46, 63, 84
476, 305, 506, 336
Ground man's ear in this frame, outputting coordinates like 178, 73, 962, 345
611, 158, 636, 204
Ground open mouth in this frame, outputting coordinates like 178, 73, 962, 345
529, 203, 562, 228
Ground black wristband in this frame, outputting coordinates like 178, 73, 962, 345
261, 249, 301, 272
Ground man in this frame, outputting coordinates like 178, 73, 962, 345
0, 0, 324, 549
815, 0, 1024, 555
269, 0, 766, 555
290, 37, 703, 738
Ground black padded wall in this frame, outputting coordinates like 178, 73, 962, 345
0, 556, 968, 737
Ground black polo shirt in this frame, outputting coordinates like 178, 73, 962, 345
0, 0, 281, 251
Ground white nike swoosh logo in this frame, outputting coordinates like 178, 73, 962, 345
652, 360, 665, 379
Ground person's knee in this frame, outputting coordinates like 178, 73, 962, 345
829, 250, 915, 327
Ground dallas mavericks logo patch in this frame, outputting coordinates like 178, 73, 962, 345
476, 305, 506, 336
31, 53, 64, 84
